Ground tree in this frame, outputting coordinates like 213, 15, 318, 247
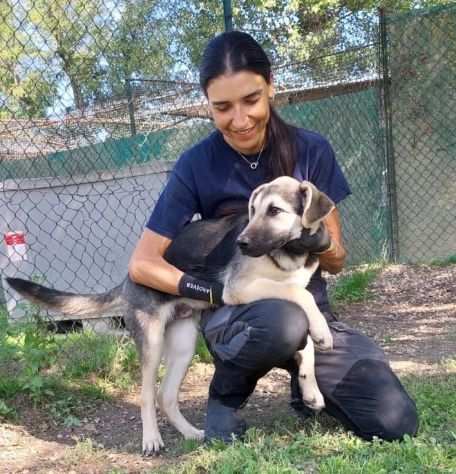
0, 1, 56, 118
27, 0, 110, 111
1, 0, 452, 119
102, 0, 176, 98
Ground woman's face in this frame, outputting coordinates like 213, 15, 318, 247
206, 70, 274, 155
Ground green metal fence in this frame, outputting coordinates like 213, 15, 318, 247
1, 1, 455, 312
384, 4, 456, 263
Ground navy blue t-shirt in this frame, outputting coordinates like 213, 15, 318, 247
146, 128, 351, 311
147, 128, 350, 237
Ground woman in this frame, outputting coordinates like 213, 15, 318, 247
129, 31, 418, 443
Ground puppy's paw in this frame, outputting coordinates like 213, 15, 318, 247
142, 432, 164, 456
302, 386, 325, 412
298, 372, 325, 412
183, 427, 204, 440
309, 322, 333, 352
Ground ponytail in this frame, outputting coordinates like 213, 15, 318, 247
265, 107, 297, 179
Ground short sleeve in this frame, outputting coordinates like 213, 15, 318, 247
146, 155, 200, 239
309, 140, 351, 205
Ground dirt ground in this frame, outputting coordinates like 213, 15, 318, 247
1, 264, 455, 473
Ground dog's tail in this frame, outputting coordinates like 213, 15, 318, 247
6, 277, 125, 319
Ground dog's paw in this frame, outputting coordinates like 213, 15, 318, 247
309, 323, 333, 352
302, 387, 325, 412
298, 372, 325, 412
142, 433, 165, 456
183, 427, 204, 440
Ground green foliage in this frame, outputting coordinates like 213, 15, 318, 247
56, 331, 140, 388
430, 254, 456, 267
0, 1, 57, 117
0, 399, 17, 420
103, 0, 175, 96
27, 0, 112, 110
0, 306, 138, 413
2, 0, 453, 118
158, 370, 456, 474
329, 264, 382, 305
194, 333, 213, 364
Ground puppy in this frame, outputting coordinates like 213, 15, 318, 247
6, 176, 334, 454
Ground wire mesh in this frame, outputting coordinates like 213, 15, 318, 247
0, 2, 455, 324
385, 4, 456, 263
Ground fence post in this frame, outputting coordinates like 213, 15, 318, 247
379, 8, 399, 262
223, 0, 233, 31
125, 79, 137, 137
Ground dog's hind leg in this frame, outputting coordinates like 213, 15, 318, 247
140, 311, 167, 456
158, 317, 204, 440
295, 336, 325, 411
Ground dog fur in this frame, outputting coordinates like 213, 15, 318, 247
6, 176, 334, 455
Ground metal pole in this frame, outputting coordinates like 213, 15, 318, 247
125, 79, 137, 137
379, 8, 399, 262
223, 0, 233, 31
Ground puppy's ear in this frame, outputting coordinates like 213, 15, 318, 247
248, 183, 266, 220
300, 181, 335, 231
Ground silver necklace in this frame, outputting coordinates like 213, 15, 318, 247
236, 141, 265, 170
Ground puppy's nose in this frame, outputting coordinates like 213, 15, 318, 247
236, 235, 251, 253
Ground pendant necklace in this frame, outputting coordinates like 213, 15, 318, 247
236, 140, 265, 170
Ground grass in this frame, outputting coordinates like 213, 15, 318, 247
0, 301, 211, 426
32, 369, 456, 474
2, 362, 455, 473
329, 263, 383, 306
156, 369, 456, 474
2, 263, 456, 472
0, 304, 139, 424
430, 254, 456, 267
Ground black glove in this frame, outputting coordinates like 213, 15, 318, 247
284, 224, 331, 255
178, 273, 224, 306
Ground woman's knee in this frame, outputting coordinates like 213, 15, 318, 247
332, 359, 419, 442
370, 367, 419, 441
202, 299, 310, 372
245, 299, 309, 358
373, 386, 419, 441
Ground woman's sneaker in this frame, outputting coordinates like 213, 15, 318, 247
204, 397, 248, 443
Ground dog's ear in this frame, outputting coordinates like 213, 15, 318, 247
300, 181, 335, 230
248, 183, 266, 220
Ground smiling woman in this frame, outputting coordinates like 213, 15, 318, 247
128, 30, 418, 448
206, 71, 273, 155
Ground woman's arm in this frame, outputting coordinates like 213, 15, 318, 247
128, 228, 183, 294
318, 208, 347, 275
128, 228, 224, 305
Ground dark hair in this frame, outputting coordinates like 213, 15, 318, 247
199, 31, 297, 179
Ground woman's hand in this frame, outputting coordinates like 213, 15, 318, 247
317, 208, 347, 274
286, 225, 331, 255
128, 228, 225, 307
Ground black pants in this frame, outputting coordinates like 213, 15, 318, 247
200, 299, 419, 442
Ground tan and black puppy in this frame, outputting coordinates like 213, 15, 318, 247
6, 176, 334, 455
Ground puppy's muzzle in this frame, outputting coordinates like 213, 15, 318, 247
236, 235, 251, 254
236, 234, 264, 257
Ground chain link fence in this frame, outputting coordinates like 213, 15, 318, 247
0, 2, 455, 322
384, 5, 456, 262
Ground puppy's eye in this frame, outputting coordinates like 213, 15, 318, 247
267, 206, 282, 217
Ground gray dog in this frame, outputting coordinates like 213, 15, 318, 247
7, 176, 334, 454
